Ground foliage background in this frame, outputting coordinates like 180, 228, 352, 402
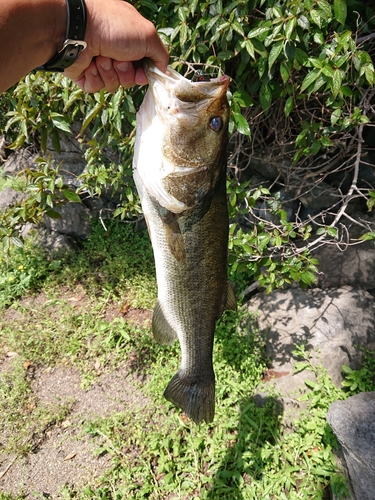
0, 0, 374, 292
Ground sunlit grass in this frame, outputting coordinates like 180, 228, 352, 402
0, 218, 372, 498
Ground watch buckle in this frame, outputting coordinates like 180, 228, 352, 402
60, 39, 87, 53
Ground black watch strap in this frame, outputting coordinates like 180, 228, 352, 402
36, 0, 87, 72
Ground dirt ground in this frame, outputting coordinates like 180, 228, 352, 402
0, 293, 153, 498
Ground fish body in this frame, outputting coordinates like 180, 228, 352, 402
133, 61, 235, 424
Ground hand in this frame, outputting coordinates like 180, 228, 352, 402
64, 0, 169, 92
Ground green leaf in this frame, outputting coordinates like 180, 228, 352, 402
331, 108, 342, 125
232, 20, 245, 37
297, 15, 310, 30
284, 17, 297, 40
180, 22, 188, 46
232, 90, 253, 107
365, 65, 375, 85
284, 96, 294, 117
327, 227, 338, 238
321, 64, 334, 78
268, 40, 283, 71
301, 69, 321, 93
341, 86, 352, 96
232, 113, 251, 136
310, 9, 322, 28
334, 0, 347, 25
314, 32, 325, 45
11, 236, 23, 248
51, 116, 71, 134
332, 69, 342, 98
360, 232, 375, 241
62, 189, 82, 203
247, 26, 269, 39
80, 103, 103, 134
317, 0, 332, 19
243, 39, 255, 59
45, 209, 62, 219
280, 62, 290, 83
260, 82, 272, 111
190, 0, 199, 15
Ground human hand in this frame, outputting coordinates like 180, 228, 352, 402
64, 0, 169, 92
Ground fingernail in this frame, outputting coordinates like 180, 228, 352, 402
100, 59, 112, 71
116, 61, 130, 72
91, 66, 98, 77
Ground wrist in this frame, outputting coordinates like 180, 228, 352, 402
37, 0, 87, 72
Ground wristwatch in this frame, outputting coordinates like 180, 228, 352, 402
36, 0, 87, 72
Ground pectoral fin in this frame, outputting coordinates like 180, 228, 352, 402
152, 300, 178, 345
158, 206, 186, 262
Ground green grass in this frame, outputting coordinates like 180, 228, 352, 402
0, 219, 373, 499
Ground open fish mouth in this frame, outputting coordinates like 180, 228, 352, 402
143, 61, 230, 119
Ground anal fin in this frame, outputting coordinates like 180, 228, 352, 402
152, 300, 178, 345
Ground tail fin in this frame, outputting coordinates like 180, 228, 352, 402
164, 371, 215, 424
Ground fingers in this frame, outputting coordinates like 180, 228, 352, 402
63, 1, 170, 93
70, 57, 139, 93
113, 60, 137, 88
142, 21, 169, 74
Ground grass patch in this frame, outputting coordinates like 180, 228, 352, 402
0, 218, 373, 498
0, 356, 72, 456
47, 219, 157, 308
66, 315, 351, 500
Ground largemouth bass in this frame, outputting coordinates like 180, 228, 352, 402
133, 61, 236, 424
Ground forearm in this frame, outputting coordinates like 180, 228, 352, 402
0, 0, 169, 94
0, 0, 66, 92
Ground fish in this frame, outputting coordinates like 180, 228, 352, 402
132, 60, 236, 424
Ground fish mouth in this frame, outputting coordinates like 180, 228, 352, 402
142, 59, 230, 103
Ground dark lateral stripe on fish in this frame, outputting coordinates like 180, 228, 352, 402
164, 370, 215, 424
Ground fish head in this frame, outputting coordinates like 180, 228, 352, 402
134, 61, 230, 212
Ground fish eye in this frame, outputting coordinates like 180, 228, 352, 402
210, 116, 222, 132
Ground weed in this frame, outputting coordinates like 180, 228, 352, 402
0, 356, 72, 456
46, 219, 157, 308
0, 222, 374, 499
0, 241, 50, 308
341, 349, 375, 393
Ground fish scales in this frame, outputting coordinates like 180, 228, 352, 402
133, 61, 236, 424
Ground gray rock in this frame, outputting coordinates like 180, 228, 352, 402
46, 127, 86, 184
299, 182, 340, 213
313, 239, 375, 290
34, 226, 77, 256
2, 146, 37, 176
327, 392, 375, 500
0, 186, 26, 210
248, 154, 280, 181
245, 287, 375, 419
43, 202, 91, 240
